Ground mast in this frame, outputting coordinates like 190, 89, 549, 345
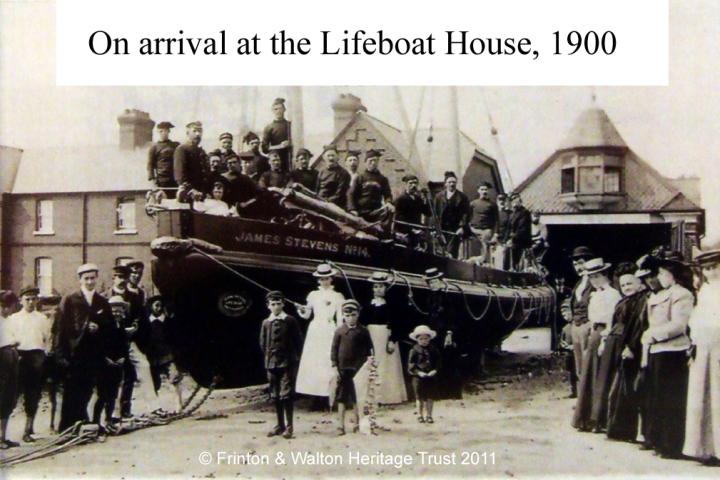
482, 90, 514, 191
448, 86, 463, 176
287, 86, 305, 152
394, 86, 427, 180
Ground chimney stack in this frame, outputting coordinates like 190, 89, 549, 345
331, 94, 367, 137
117, 109, 155, 150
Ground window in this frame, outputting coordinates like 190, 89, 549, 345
604, 167, 621, 193
116, 196, 136, 233
578, 166, 603, 194
561, 168, 575, 193
35, 258, 52, 296
35, 200, 54, 234
116, 257, 133, 266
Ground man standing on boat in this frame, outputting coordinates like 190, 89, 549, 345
394, 174, 431, 249
261, 98, 292, 172
243, 131, 270, 178
433, 171, 470, 258
217, 132, 237, 170
258, 151, 290, 189
492, 193, 511, 269
345, 151, 361, 184
348, 149, 394, 221
147, 121, 180, 198
289, 148, 319, 192
174, 121, 210, 202
468, 181, 498, 266
316, 145, 352, 210
223, 153, 259, 213
507, 193, 532, 270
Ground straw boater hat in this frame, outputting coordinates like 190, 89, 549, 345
409, 325, 437, 341
367, 271, 392, 284
76, 263, 99, 277
422, 267, 444, 281
583, 257, 612, 275
108, 295, 130, 312
312, 263, 338, 278
695, 249, 720, 267
341, 299, 361, 312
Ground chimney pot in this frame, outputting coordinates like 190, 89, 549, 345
331, 94, 366, 137
117, 109, 155, 150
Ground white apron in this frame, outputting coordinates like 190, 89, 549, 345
296, 287, 345, 397
367, 325, 407, 404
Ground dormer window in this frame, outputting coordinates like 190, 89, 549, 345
558, 151, 625, 210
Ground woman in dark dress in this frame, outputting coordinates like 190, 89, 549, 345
593, 262, 648, 437
421, 268, 462, 400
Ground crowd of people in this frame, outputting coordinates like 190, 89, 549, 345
148, 98, 545, 266
559, 245, 720, 465
0, 261, 186, 449
258, 264, 462, 439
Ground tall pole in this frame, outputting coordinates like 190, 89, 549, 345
448, 86, 463, 176
287, 86, 304, 152
394, 86, 427, 180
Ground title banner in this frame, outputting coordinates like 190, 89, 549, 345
56, 0, 668, 86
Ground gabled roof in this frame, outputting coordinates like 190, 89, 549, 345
558, 107, 627, 151
12, 145, 153, 194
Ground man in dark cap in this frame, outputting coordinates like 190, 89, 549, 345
348, 149, 394, 221
345, 151, 361, 184
316, 145, 352, 210
57, 264, 113, 431
289, 148, 319, 192
217, 132, 236, 170
243, 131, 270, 177
507, 193, 532, 270
0, 291, 20, 449
568, 246, 595, 382
394, 174, 431, 248
259, 151, 290, 189
147, 121, 180, 198
262, 98, 292, 173
174, 121, 210, 202
468, 181, 499, 265
260, 291, 303, 439
103, 265, 143, 418
222, 153, 260, 214
433, 171, 470, 258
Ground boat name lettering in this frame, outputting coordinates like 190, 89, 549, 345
234, 232, 369, 257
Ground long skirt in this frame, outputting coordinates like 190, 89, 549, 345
296, 319, 336, 397
606, 357, 641, 442
645, 350, 689, 457
591, 333, 623, 430
683, 343, 720, 460
367, 325, 407, 404
572, 326, 603, 430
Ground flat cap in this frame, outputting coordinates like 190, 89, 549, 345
345, 150, 361, 159
112, 265, 130, 277
186, 121, 203, 129
365, 149, 382, 160
401, 174, 419, 183
296, 148, 313, 159
157, 121, 175, 129
444, 171, 457, 180
341, 299, 361, 312
77, 263, 99, 276
219, 132, 233, 141
19, 285, 39, 297
126, 260, 144, 271
265, 290, 285, 301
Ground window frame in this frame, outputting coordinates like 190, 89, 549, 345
35, 257, 53, 296
115, 196, 138, 234
34, 199, 55, 235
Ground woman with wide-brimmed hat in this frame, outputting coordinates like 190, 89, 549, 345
362, 271, 407, 404
572, 257, 622, 432
684, 249, 720, 464
641, 255, 694, 458
295, 263, 346, 401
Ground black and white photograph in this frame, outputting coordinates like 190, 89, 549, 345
1, 0, 719, 477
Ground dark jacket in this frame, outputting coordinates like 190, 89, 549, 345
147, 140, 180, 186
408, 343, 442, 375
347, 170, 392, 215
496, 207, 512, 242
103, 319, 130, 363
56, 291, 113, 366
258, 170, 290, 189
433, 190, 470, 232
289, 168, 319, 192
508, 205, 532, 248
394, 191, 431, 230
317, 164, 352, 209
221, 171, 259, 205
570, 279, 594, 326
259, 314, 304, 369
469, 197, 498, 230
173, 143, 209, 193
331, 324, 374, 371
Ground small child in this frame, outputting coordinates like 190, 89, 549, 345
259, 291, 303, 439
408, 325, 442, 424
559, 298, 577, 398
93, 296, 129, 428
330, 299, 374, 436
194, 181, 237, 217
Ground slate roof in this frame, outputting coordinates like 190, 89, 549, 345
557, 108, 627, 150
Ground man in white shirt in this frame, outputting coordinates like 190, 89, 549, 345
0, 291, 20, 449
7, 286, 52, 442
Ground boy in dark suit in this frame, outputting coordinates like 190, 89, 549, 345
259, 291, 303, 439
331, 300, 374, 435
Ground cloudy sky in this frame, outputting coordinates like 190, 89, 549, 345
1, 1, 718, 241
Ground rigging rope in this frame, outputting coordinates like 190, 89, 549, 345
444, 280, 494, 322
325, 260, 356, 301
391, 270, 429, 315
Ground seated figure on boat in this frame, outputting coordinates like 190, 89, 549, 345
316, 145, 352, 210
347, 149, 394, 222
193, 181, 238, 217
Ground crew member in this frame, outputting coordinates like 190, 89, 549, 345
507, 193, 532, 270
147, 121, 180, 198
394, 174, 431, 248
174, 121, 209, 202
468, 182, 498, 265
6, 286, 53, 443
217, 132, 236, 170
243, 131, 269, 177
289, 148, 319, 192
492, 193, 511, 269
222, 153, 259, 212
57, 264, 113, 431
348, 149, 393, 221
345, 151, 361, 183
316, 145, 352, 210
433, 171, 469, 258
259, 151, 290, 189
261, 98, 292, 172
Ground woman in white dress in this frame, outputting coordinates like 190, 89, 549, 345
684, 249, 720, 464
363, 272, 407, 404
295, 264, 345, 400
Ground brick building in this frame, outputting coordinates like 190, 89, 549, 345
1, 110, 158, 295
